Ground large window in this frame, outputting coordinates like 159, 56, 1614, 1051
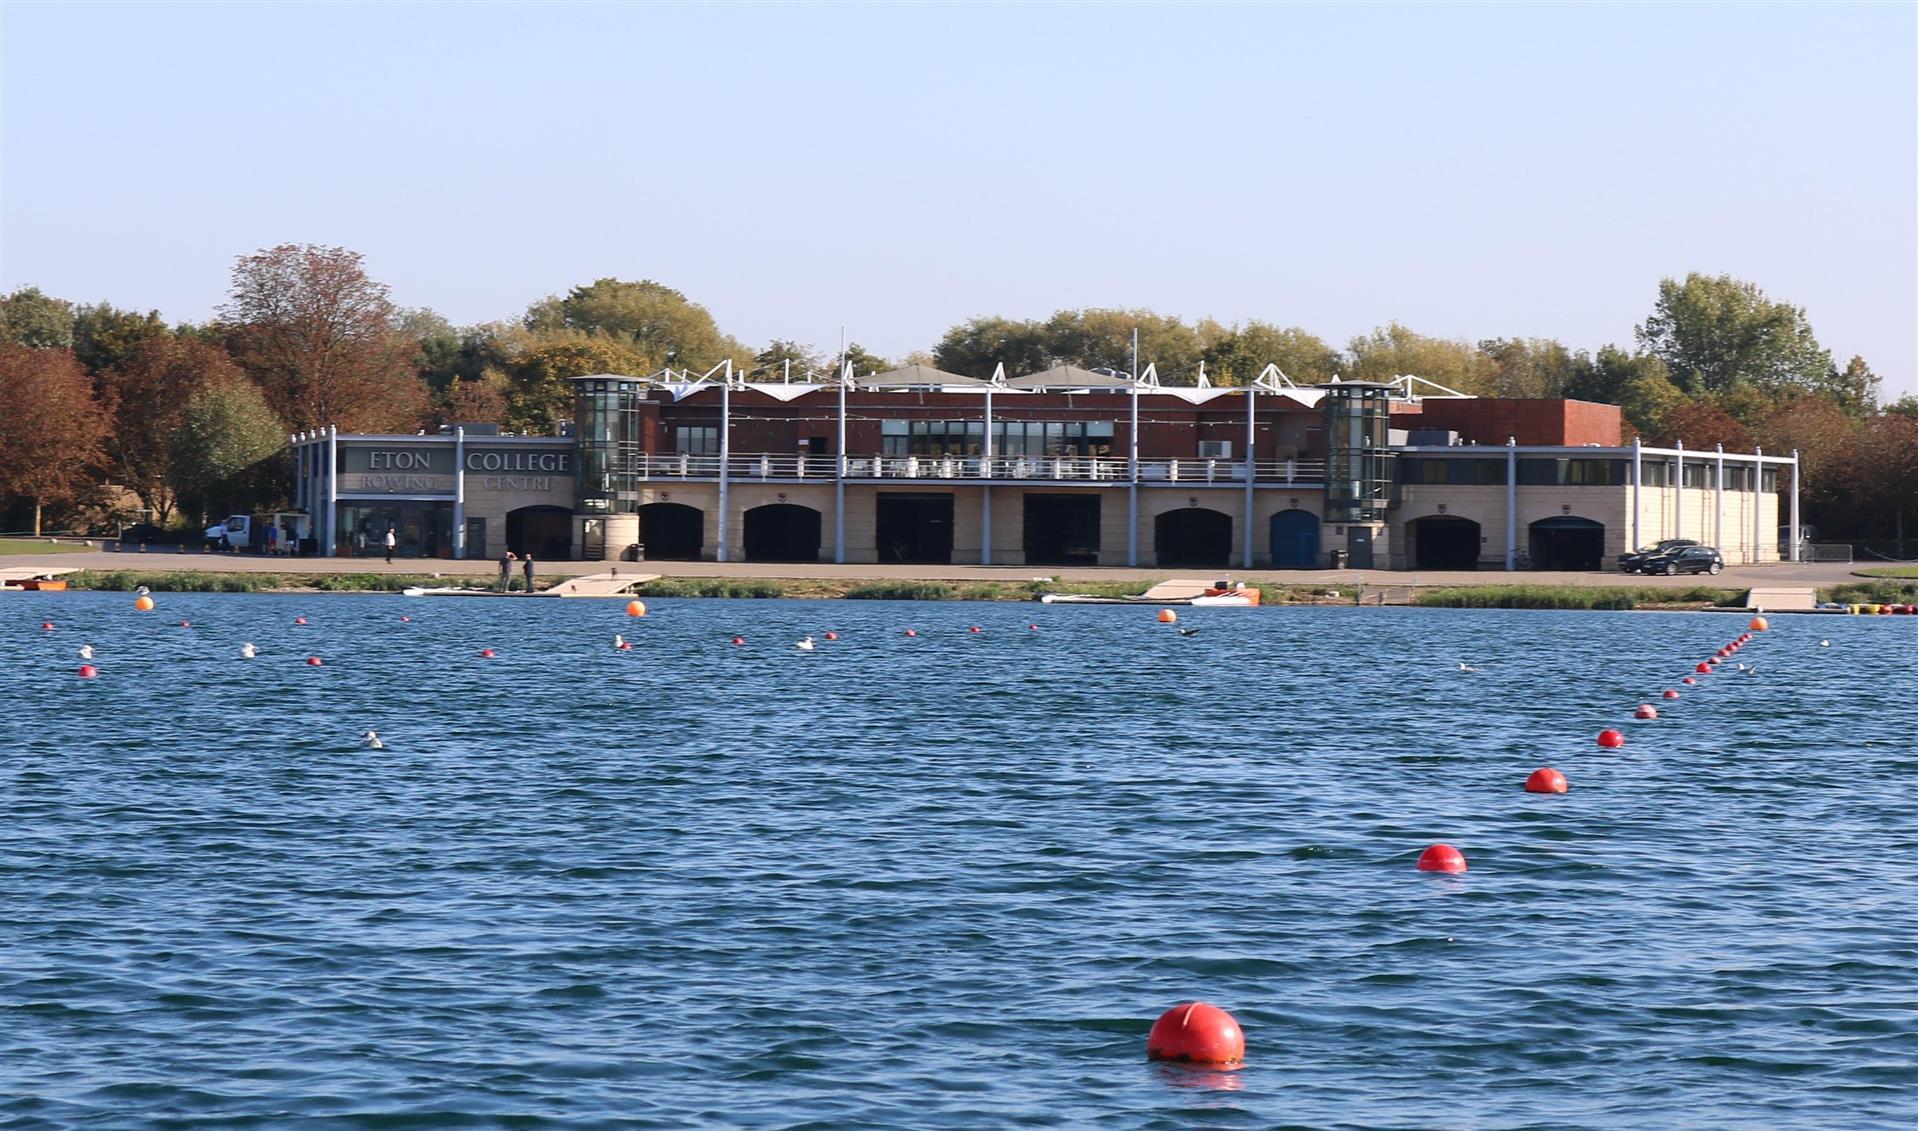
674, 426, 719, 454
1517, 458, 1629, 486
881, 420, 1114, 457
1681, 462, 1712, 489
1639, 460, 1673, 487
1400, 458, 1506, 485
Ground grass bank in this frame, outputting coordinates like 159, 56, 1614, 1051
1823, 579, 1918, 605
68, 570, 455, 593
1853, 566, 1918, 580
0, 538, 89, 555
1416, 585, 1744, 611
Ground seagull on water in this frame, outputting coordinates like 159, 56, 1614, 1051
1177, 627, 1200, 637
360, 730, 385, 749
1819, 640, 1830, 647
240, 642, 257, 659
76, 644, 94, 660
795, 635, 815, 651
1458, 661, 1484, 673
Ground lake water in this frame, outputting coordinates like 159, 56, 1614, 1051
3, 592, 1915, 1129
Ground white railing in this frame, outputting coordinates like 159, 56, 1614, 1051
629, 453, 1325, 484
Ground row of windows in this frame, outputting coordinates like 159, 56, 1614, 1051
881, 420, 1117, 457
1402, 458, 1772, 489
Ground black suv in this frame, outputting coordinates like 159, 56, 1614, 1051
1638, 545, 1724, 575
1618, 539, 1700, 572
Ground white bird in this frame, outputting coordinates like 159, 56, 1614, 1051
240, 642, 257, 658
613, 633, 627, 648
1178, 627, 1200, 637
1741, 663, 1759, 676
360, 730, 384, 749
1458, 662, 1483, 673
795, 635, 815, 651
1819, 640, 1830, 647
76, 644, 94, 660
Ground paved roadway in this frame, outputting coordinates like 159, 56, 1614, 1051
0, 545, 1869, 592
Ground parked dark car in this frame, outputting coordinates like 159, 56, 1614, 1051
1618, 539, 1700, 572
1638, 545, 1724, 575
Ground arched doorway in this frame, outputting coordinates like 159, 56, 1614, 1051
1529, 516, 1605, 571
1409, 515, 1482, 570
506, 505, 574, 560
744, 503, 821, 562
1155, 508, 1232, 569
1269, 509, 1320, 569
636, 502, 704, 561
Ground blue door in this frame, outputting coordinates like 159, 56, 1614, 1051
1270, 509, 1320, 569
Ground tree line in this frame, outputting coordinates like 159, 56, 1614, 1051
0, 244, 1912, 548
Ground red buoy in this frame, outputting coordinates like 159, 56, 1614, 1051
1634, 704, 1658, 720
731, 636, 745, 646
294, 616, 308, 625
77, 664, 97, 678
1525, 767, 1568, 794
40, 622, 54, 631
1682, 676, 1697, 685
479, 648, 496, 658
178, 620, 191, 627
305, 656, 323, 666
1662, 689, 1680, 699
824, 631, 838, 641
969, 626, 982, 634
1597, 728, 1625, 748
1028, 623, 1039, 631
400, 615, 412, 622
1146, 1002, 1245, 1065
1417, 844, 1468, 873
1695, 662, 1711, 673
904, 629, 918, 637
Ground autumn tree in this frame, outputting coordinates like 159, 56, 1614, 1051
220, 243, 427, 432
1635, 273, 1832, 400
0, 345, 111, 533
1651, 401, 1754, 451
438, 369, 512, 427
98, 338, 246, 526
504, 335, 647, 433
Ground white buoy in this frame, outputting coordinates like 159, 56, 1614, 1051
240, 642, 257, 659
360, 730, 384, 749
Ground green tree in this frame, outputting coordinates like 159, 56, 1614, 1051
837, 342, 890, 379
1885, 394, 1918, 421
1199, 320, 1341, 386
1827, 355, 1881, 416
1635, 273, 1832, 400
1617, 371, 1689, 437
505, 335, 647, 433
1045, 308, 1204, 382
1477, 337, 1595, 399
538, 278, 748, 373
169, 374, 288, 521
1562, 345, 1662, 406
931, 316, 1050, 379
0, 345, 111, 533
0, 286, 76, 349
71, 303, 172, 376
1346, 322, 1497, 393
395, 307, 465, 392
752, 339, 823, 382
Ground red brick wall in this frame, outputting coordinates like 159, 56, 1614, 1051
1403, 399, 1622, 446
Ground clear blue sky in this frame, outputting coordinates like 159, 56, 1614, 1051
3, 1, 1913, 396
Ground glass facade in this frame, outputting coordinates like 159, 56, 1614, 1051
1517, 458, 1630, 486
573, 378, 643, 514
880, 419, 1115, 457
1400, 458, 1506, 485
1322, 385, 1395, 523
338, 503, 454, 558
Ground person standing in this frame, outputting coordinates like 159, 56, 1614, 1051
498, 550, 513, 593
522, 553, 536, 595
384, 526, 397, 564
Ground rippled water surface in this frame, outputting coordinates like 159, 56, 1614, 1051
4, 592, 1916, 1129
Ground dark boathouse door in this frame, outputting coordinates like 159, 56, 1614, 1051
876, 493, 954, 564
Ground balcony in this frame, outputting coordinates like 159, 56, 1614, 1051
627, 453, 1326, 485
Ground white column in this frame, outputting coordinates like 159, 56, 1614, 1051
1505, 437, 1518, 570
324, 425, 338, 557
453, 426, 467, 559
1673, 440, 1684, 542
717, 376, 731, 562
982, 385, 993, 566
1714, 443, 1724, 554
1752, 446, 1763, 562
1789, 449, 1801, 562
1126, 384, 1139, 567
1241, 387, 1255, 569
834, 373, 847, 563
1631, 436, 1642, 552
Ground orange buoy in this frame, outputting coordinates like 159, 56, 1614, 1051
1525, 767, 1568, 794
305, 656, 323, 666
1662, 689, 1680, 699
1749, 616, 1769, 631
133, 595, 154, 611
1634, 704, 1658, 720
1417, 844, 1468, 873
1682, 676, 1697, 685
626, 600, 646, 617
479, 648, 496, 658
1695, 662, 1711, 673
1157, 609, 1178, 624
77, 664, 98, 679
1146, 1002, 1245, 1065
1597, 728, 1625, 748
